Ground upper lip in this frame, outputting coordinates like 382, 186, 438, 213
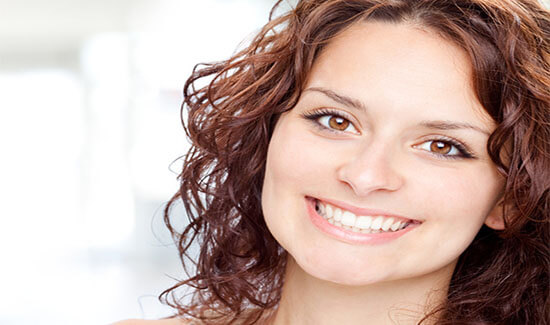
312, 196, 421, 223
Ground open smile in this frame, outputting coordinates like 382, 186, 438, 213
306, 197, 421, 244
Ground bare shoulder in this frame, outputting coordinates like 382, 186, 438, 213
110, 318, 189, 325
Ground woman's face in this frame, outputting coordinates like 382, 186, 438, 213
261, 21, 504, 286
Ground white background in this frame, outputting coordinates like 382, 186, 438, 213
0, 0, 284, 324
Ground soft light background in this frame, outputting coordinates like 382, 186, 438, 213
0, 0, 287, 324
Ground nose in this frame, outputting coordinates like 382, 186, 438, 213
337, 141, 404, 197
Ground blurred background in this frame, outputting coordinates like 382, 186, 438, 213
0, 0, 288, 324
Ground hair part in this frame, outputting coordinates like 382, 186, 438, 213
161, 1, 550, 324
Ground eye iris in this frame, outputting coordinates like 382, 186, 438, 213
430, 141, 452, 154
328, 116, 349, 130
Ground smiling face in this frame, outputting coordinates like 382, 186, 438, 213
261, 21, 505, 286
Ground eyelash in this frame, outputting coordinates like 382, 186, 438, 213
300, 108, 476, 160
418, 137, 476, 160
301, 108, 358, 134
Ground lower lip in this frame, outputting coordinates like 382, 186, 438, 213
306, 197, 417, 245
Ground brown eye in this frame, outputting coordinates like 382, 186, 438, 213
430, 141, 452, 154
314, 113, 359, 134
415, 139, 473, 159
328, 116, 350, 131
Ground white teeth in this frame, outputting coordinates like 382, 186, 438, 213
355, 216, 372, 229
341, 211, 356, 226
315, 200, 411, 233
325, 204, 334, 219
371, 216, 384, 230
390, 221, 401, 231
381, 217, 394, 231
333, 208, 343, 222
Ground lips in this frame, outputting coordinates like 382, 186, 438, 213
315, 199, 411, 233
306, 196, 420, 245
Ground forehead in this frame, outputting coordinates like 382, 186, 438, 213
305, 21, 495, 129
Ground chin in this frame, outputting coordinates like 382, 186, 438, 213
291, 251, 390, 287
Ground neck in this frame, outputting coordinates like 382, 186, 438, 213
270, 257, 455, 325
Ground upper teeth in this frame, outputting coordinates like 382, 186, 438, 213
316, 200, 408, 232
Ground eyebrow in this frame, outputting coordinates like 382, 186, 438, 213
304, 86, 491, 136
304, 87, 367, 111
419, 121, 491, 136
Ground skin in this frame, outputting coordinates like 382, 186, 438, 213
261, 21, 505, 324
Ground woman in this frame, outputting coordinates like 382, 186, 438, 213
117, 0, 549, 324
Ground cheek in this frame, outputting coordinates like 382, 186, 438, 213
263, 120, 333, 195
409, 163, 503, 248
408, 159, 502, 217
262, 118, 307, 200
262, 116, 342, 248
262, 117, 313, 248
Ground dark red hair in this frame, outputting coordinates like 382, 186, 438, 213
161, 1, 550, 324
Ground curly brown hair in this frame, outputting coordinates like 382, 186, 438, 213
160, 0, 550, 324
